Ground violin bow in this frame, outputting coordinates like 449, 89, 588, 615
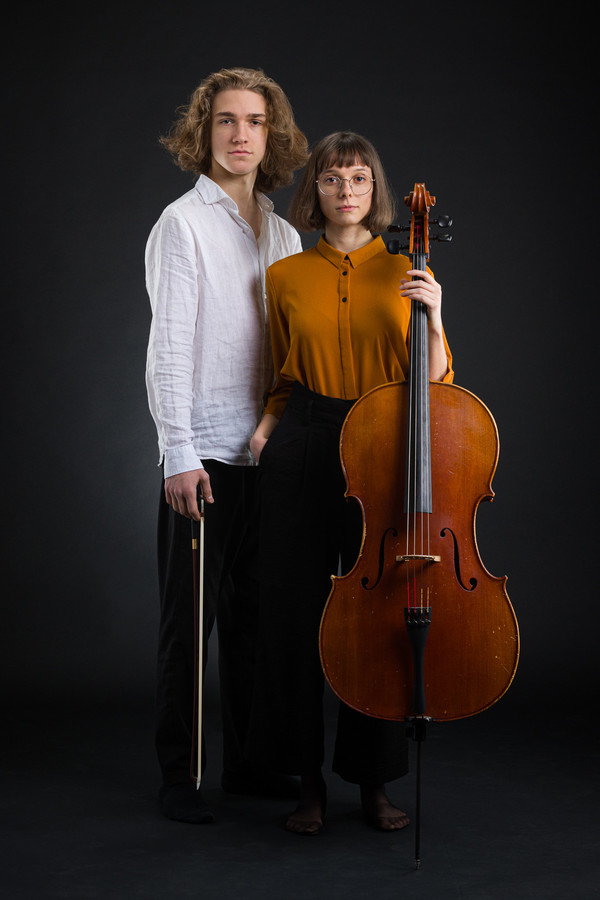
191, 499, 205, 789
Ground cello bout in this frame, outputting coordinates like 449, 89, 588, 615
319, 380, 519, 722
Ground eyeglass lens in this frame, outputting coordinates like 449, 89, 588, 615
317, 175, 373, 195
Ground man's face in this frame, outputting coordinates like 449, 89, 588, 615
209, 89, 268, 181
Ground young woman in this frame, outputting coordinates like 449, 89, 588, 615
248, 132, 454, 835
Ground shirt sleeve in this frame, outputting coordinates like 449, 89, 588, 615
145, 211, 204, 477
263, 267, 295, 418
425, 264, 454, 385
441, 347, 454, 383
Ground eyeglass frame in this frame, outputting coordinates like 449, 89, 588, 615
315, 174, 375, 196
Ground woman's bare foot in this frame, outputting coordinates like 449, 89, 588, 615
360, 784, 410, 831
285, 772, 327, 836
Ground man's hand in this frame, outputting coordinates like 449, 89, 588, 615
164, 468, 214, 520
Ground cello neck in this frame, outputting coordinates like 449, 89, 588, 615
405, 202, 432, 515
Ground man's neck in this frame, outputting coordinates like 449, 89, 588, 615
208, 165, 261, 237
209, 163, 257, 205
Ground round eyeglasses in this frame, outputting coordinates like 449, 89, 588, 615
316, 174, 375, 196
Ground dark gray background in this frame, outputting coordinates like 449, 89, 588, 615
3, 2, 596, 718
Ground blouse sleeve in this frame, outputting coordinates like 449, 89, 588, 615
263, 267, 295, 418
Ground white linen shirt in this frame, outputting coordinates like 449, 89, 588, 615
145, 175, 302, 478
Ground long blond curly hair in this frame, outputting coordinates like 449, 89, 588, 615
159, 67, 308, 193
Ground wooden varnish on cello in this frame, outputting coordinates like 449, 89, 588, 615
319, 183, 519, 863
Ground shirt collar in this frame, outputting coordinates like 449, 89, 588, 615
195, 174, 274, 216
315, 234, 386, 268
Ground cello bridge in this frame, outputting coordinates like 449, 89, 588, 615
396, 554, 441, 563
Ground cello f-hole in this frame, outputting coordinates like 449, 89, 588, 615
440, 526, 477, 591
360, 526, 398, 590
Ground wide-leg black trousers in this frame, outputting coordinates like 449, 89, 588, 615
155, 460, 259, 786
249, 383, 408, 785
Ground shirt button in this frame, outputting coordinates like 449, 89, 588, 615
341, 297, 347, 302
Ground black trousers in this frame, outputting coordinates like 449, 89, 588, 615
155, 460, 259, 786
248, 383, 408, 785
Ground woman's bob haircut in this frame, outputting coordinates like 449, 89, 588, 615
159, 67, 308, 193
288, 131, 397, 234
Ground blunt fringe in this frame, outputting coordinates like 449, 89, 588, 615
159, 67, 309, 193
288, 132, 397, 233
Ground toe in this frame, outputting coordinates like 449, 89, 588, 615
285, 816, 323, 835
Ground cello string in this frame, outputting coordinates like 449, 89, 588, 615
407, 310, 414, 612
406, 206, 434, 615
419, 289, 427, 613
405, 255, 415, 611
407, 227, 420, 613
419, 225, 432, 614
411, 292, 419, 611
419, 268, 428, 615
415, 226, 427, 613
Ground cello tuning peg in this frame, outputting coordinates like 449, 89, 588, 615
433, 215, 452, 228
388, 223, 410, 233
431, 233, 453, 242
387, 239, 409, 254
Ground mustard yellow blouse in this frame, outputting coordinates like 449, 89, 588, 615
264, 235, 454, 418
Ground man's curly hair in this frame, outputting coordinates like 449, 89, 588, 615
160, 67, 308, 193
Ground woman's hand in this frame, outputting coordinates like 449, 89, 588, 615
401, 270, 448, 382
250, 413, 279, 462
400, 270, 442, 331
250, 432, 268, 462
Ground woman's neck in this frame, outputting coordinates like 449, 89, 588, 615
324, 223, 373, 255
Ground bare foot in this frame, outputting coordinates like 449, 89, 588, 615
360, 784, 410, 831
285, 773, 327, 836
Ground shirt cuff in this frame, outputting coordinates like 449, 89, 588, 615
163, 444, 203, 479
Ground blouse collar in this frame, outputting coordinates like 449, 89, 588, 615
316, 234, 386, 268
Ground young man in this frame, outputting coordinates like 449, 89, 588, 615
145, 68, 308, 822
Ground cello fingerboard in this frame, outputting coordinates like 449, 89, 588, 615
405, 246, 432, 513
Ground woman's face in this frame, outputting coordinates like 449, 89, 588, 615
316, 160, 374, 230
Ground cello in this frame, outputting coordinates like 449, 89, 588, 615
319, 183, 519, 865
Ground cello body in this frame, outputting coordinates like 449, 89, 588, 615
319, 379, 519, 721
